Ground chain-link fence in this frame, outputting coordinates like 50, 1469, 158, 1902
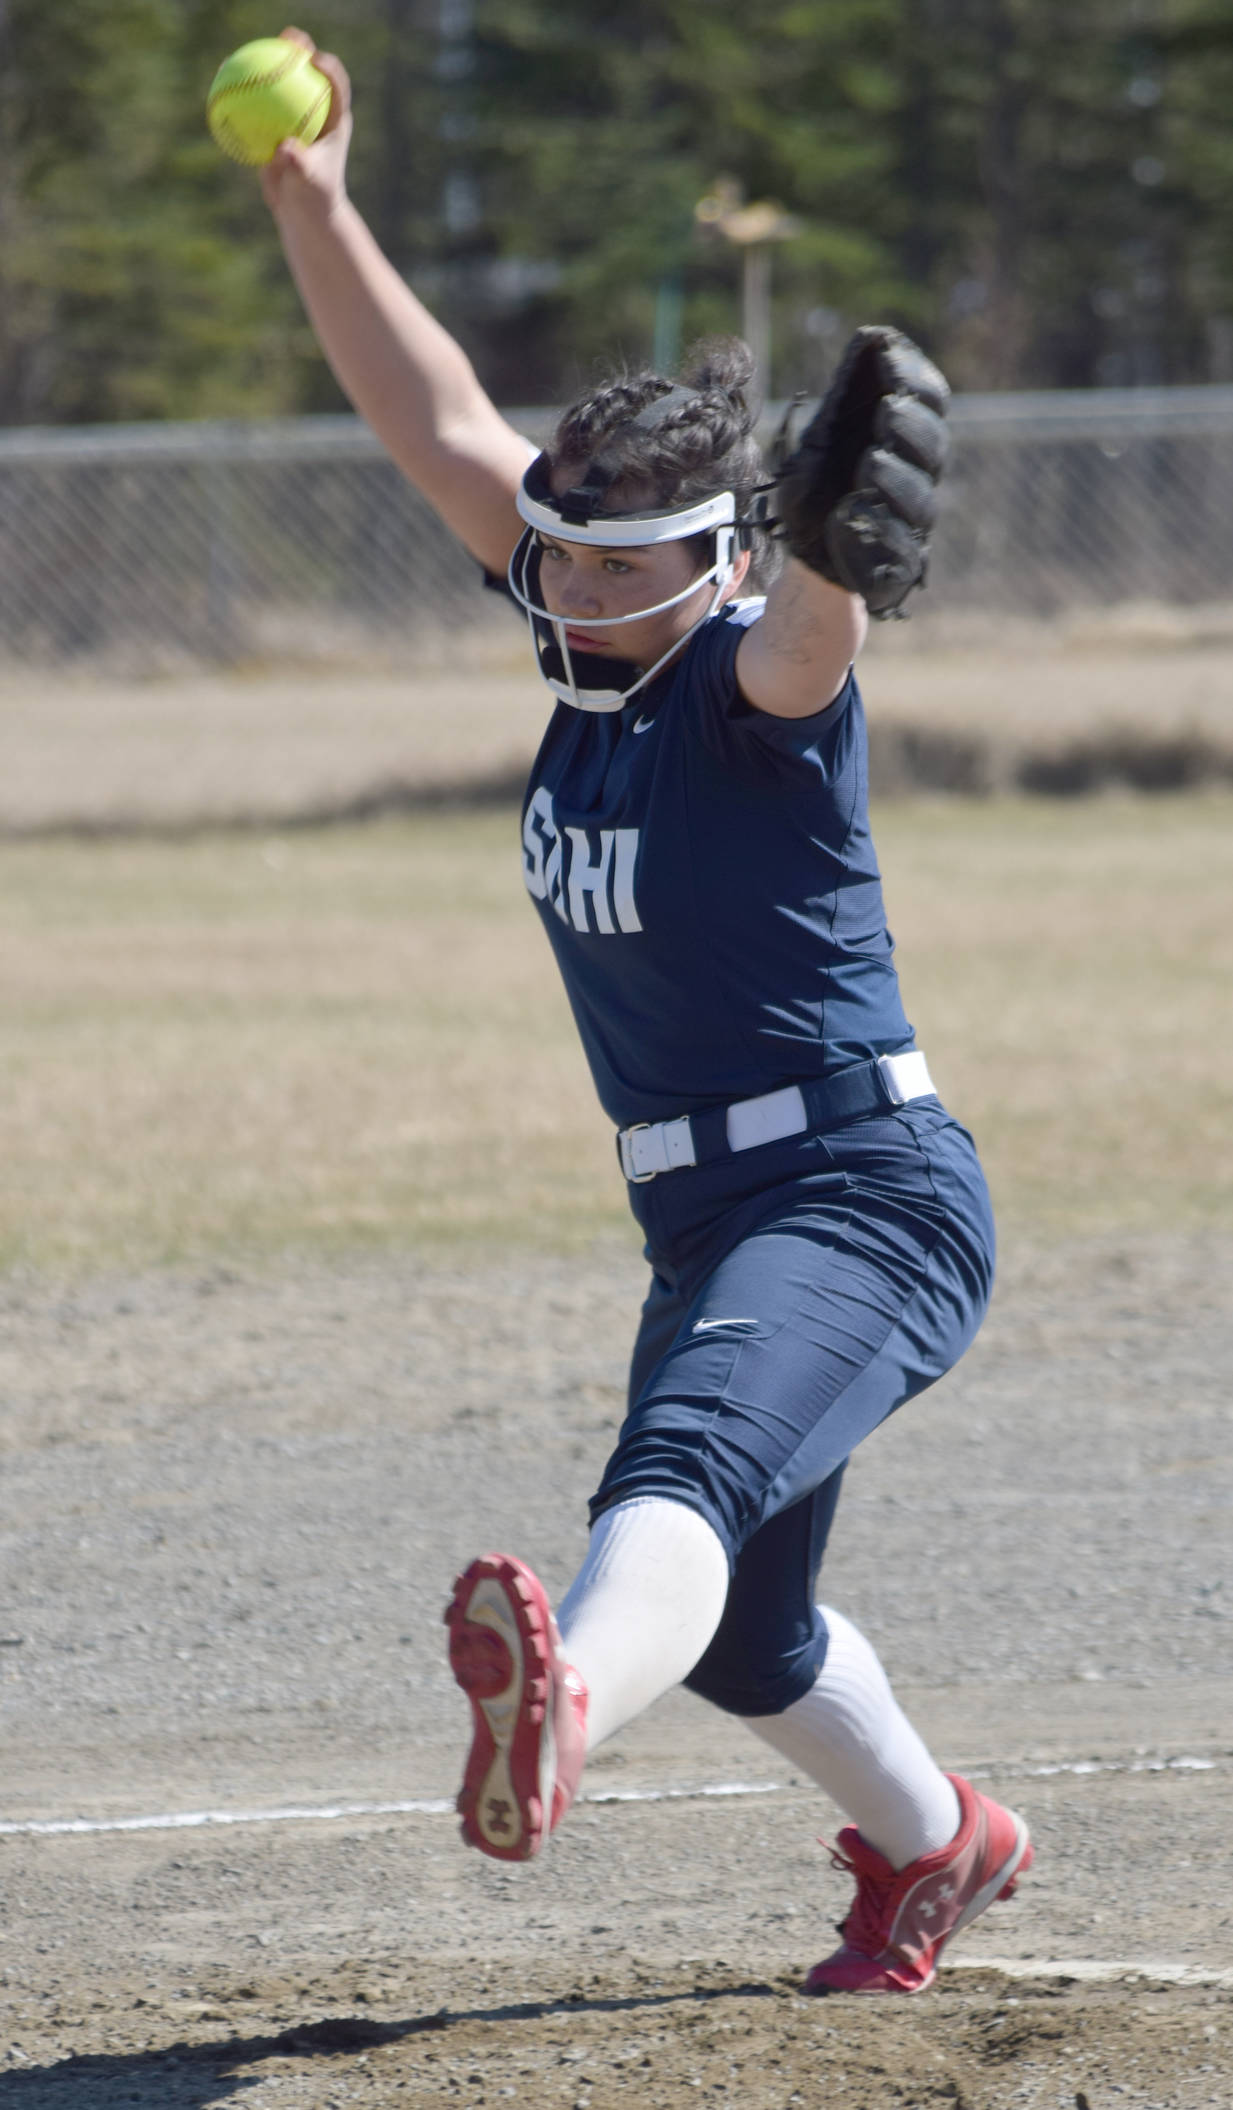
1, 388, 1231, 668
941, 387, 1233, 618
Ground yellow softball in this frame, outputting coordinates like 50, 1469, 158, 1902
206, 37, 331, 167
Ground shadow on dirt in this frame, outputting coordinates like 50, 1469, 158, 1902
0, 1980, 779, 2107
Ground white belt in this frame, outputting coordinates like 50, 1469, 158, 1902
617, 1051, 936, 1183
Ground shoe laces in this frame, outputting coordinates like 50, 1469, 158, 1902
822, 1834, 899, 1954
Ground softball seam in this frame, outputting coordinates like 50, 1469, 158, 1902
206, 50, 329, 167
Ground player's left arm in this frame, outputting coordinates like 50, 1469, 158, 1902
735, 562, 867, 720
737, 325, 950, 721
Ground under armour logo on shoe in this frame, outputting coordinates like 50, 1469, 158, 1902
486, 1798, 514, 1834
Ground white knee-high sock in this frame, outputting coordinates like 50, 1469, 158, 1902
741, 1605, 960, 1869
557, 1497, 730, 1752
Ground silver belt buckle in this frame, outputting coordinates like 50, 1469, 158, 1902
876, 1049, 934, 1107
620, 1123, 657, 1183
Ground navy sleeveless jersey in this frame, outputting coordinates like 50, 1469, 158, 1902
519, 599, 914, 1129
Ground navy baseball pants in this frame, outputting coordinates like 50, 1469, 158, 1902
589, 1099, 996, 1717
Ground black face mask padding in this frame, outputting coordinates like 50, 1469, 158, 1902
537, 640, 644, 693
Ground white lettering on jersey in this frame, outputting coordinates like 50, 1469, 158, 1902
522, 788, 642, 935
565, 826, 615, 933
611, 829, 642, 933
522, 784, 567, 923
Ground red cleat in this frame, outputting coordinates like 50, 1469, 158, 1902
444, 1553, 588, 1862
805, 1772, 1033, 1994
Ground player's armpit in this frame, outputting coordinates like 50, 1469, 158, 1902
734, 559, 867, 720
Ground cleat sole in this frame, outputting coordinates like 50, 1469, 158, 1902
446, 1553, 561, 1863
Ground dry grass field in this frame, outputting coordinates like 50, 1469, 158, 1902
1, 793, 1231, 1275
2, 616, 1232, 1275
2, 603, 1232, 835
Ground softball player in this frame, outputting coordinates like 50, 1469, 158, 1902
264, 29, 1033, 1996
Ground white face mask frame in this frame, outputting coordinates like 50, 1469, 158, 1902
508, 464, 739, 711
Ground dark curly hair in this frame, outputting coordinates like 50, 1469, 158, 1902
548, 338, 777, 585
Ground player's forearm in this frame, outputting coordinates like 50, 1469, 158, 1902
273, 195, 504, 478
737, 559, 867, 720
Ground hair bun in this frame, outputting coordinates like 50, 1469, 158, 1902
682, 337, 758, 426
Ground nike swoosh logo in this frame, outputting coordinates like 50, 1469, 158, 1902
691, 1317, 759, 1335
632, 713, 657, 734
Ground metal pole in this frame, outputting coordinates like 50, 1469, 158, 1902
653, 272, 684, 375
742, 244, 772, 392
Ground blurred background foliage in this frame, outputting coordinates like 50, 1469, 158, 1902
0, 0, 1231, 424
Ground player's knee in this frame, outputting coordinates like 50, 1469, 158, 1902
682, 1606, 828, 1717
683, 1648, 822, 1717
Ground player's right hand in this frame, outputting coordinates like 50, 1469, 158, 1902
260, 26, 351, 221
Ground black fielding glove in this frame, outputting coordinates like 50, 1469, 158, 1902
772, 325, 950, 617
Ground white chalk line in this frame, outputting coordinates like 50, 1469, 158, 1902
995, 1755, 1219, 1779
0, 1796, 455, 1838
0, 1752, 1220, 1841
949, 1956, 1233, 1989
0, 1780, 783, 1840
